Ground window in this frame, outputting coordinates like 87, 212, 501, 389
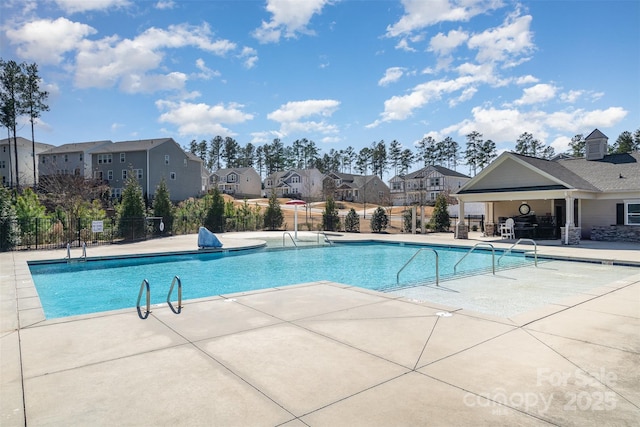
42, 156, 46, 164
429, 177, 441, 186
228, 174, 236, 182
79, 153, 83, 162
64, 154, 69, 162
170, 172, 176, 180
133, 169, 143, 179
291, 176, 300, 184
94, 170, 103, 180
266, 179, 272, 186
165, 155, 170, 165
52, 155, 57, 162
625, 200, 640, 225
122, 170, 127, 180
120, 153, 125, 163
392, 182, 402, 190
98, 154, 112, 164
112, 188, 122, 198
107, 170, 113, 180
184, 158, 187, 167
0, 160, 5, 169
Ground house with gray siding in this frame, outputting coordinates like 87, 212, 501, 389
38, 140, 112, 179
323, 171, 391, 205
91, 138, 208, 202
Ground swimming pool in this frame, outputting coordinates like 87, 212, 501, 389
30, 242, 533, 319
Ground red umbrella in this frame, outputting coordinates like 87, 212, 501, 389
286, 200, 307, 239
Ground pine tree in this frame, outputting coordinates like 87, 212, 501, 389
429, 193, 450, 232
263, 191, 283, 230
204, 187, 225, 232
344, 208, 360, 232
0, 186, 18, 251
322, 196, 340, 231
118, 172, 146, 239
370, 207, 389, 233
152, 178, 173, 234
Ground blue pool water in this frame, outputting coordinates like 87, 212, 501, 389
29, 242, 533, 318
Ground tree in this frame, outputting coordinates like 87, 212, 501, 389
344, 208, 360, 232
0, 185, 17, 251
567, 134, 585, 157
416, 136, 437, 166
514, 132, 555, 159
611, 131, 635, 153
322, 196, 340, 231
399, 149, 414, 175
0, 59, 24, 190
477, 139, 497, 170
389, 139, 402, 176
263, 191, 283, 230
464, 131, 483, 176
209, 135, 223, 170
20, 62, 49, 187
152, 178, 174, 234
370, 206, 389, 233
118, 172, 146, 239
371, 140, 388, 179
204, 187, 225, 233
222, 137, 240, 168
443, 136, 460, 169
429, 193, 450, 232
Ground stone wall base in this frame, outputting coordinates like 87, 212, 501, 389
455, 224, 469, 239
484, 223, 496, 237
560, 226, 581, 245
591, 225, 640, 243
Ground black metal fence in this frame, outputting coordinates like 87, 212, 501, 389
0, 217, 166, 251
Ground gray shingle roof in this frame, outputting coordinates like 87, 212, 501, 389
511, 153, 600, 191
556, 152, 640, 192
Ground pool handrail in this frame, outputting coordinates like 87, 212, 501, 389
136, 279, 151, 320
166, 275, 183, 314
454, 243, 495, 275
497, 238, 538, 267
317, 231, 333, 246
397, 248, 439, 287
282, 232, 297, 247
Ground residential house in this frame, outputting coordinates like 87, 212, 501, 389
454, 129, 640, 243
210, 167, 261, 198
263, 168, 325, 201
323, 171, 391, 205
0, 137, 54, 188
38, 140, 112, 179
91, 138, 208, 202
389, 165, 471, 206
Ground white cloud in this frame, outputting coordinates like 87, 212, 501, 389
156, 100, 254, 137
560, 90, 583, 103
514, 75, 539, 85
54, 0, 130, 13
5, 17, 96, 64
513, 83, 557, 105
386, 0, 504, 37
155, 0, 175, 9
239, 46, 258, 69
428, 29, 469, 56
253, 0, 332, 43
267, 99, 340, 137
545, 107, 628, 132
467, 13, 534, 66
194, 58, 219, 80
74, 23, 236, 92
378, 67, 405, 86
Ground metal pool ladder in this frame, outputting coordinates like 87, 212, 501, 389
397, 248, 439, 286
136, 276, 183, 319
454, 243, 495, 275
282, 232, 297, 247
317, 231, 333, 246
497, 238, 538, 267
65, 242, 87, 262
166, 276, 183, 314
136, 279, 151, 319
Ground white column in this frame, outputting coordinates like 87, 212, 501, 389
565, 194, 573, 245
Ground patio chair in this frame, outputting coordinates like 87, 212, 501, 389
500, 218, 515, 239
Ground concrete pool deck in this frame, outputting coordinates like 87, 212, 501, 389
1, 232, 639, 426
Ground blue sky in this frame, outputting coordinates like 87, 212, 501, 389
2, 0, 638, 166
